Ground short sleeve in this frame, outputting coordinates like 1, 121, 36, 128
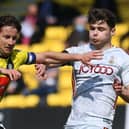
26, 52, 36, 64
12, 50, 36, 66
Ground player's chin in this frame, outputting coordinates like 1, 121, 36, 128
4, 51, 12, 57
90, 42, 101, 46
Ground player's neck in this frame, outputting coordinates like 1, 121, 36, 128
92, 43, 112, 51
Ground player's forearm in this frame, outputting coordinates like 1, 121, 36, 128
44, 52, 81, 62
120, 86, 129, 103
36, 52, 82, 64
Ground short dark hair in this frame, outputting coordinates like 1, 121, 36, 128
0, 15, 21, 32
88, 8, 116, 28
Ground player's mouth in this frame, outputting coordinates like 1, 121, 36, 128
92, 39, 99, 43
6, 45, 14, 49
5, 46, 14, 52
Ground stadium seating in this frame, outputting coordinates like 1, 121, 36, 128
46, 66, 73, 107
112, 23, 129, 47
0, 95, 40, 108
115, 23, 129, 36
44, 26, 69, 41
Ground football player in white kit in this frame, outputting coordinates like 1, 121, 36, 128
63, 8, 129, 129
35, 8, 129, 129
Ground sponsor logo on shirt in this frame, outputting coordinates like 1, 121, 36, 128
79, 64, 113, 75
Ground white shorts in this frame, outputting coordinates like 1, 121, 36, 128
64, 116, 112, 129
64, 125, 111, 129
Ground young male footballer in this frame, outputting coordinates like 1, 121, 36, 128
36, 8, 129, 129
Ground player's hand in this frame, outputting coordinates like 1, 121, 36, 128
0, 68, 21, 81
113, 79, 122, 95
80, 50, 103, 65
35, 64, 47, 80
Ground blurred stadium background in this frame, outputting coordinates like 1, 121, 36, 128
0, 0, 129, 129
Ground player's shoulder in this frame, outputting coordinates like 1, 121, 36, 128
11, 49, 29, 59
12, 49, 28, 54
11, 49, 36, 64
110, 47, 128, 56
110, 47, 129, 63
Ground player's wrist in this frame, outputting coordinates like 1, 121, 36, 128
75, 54, 82, 61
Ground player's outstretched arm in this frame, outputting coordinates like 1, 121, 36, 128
34, 50, 103, 80
35, 50, 103, 65
113, 79, 129, 103
0, 68, 21, 81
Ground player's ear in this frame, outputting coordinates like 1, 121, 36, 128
111, 27, 116, 36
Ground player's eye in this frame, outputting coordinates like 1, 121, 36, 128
89, 26, 95, 30
98, 27, 105, 31
12, 36, 17, 40
4, 35, 17, 40
4, 35, 10, 39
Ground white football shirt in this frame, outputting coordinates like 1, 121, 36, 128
65, 43, 129, 126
